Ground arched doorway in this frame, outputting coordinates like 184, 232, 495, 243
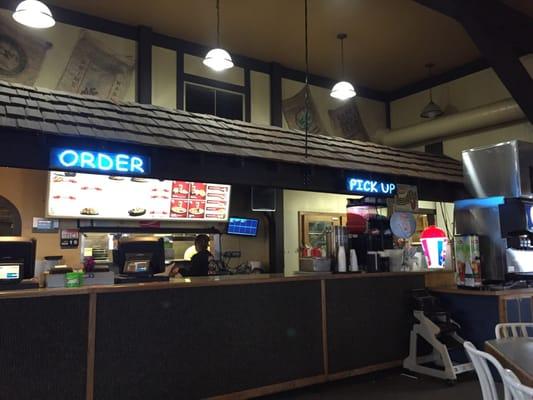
0, 196, 22, 236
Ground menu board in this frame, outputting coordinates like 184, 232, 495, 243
47, 171, 231, 221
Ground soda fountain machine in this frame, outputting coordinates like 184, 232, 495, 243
455, 141, 533, 287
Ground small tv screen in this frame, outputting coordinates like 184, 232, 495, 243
226, 217, 259, 237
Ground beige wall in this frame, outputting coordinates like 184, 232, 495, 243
0, 168, 80, 267
391, 54, 533, 160
282, 78, 387, 140
152, 46, 177, 109
250, 71, 270, 126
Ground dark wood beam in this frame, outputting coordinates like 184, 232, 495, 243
270, 63, 283, 127
137, 26, 152, 104
414, 0, 533, 123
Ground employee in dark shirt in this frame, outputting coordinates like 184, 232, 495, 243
175, 234, 212, 277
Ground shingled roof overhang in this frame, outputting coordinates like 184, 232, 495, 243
0, 80, 465, 201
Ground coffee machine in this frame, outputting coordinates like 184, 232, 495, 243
346, 198, 393, 272
455, 141, 533, 284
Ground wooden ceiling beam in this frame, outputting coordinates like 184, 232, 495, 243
414, 0, 533, 123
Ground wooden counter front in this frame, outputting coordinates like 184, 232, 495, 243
0, 272, 425, 299
0, 272, 425, 400
431, 286, 533, 297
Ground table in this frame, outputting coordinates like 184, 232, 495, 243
485, 338, 533, 386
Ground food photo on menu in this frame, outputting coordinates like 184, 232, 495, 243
189, 182, 206, 200
172, 181, 190, 199
170, 199, 189, 218
188, 201, 206, 219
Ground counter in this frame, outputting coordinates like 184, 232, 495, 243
0, 272, 424, 400
431, 286, 533, 349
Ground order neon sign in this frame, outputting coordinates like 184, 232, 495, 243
346, 177, 397, 197
50, 148, 150, 175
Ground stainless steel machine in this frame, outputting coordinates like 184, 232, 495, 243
455, 141, 533, 283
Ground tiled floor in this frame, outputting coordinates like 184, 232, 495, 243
261, 370, 485, 400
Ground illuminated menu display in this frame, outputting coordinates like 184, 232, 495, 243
47, 171, 230, 221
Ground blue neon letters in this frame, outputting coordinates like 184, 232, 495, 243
346, 177, 397, 196
50, 148, 149, 175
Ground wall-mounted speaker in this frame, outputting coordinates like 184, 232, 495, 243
251, 187, 276, 212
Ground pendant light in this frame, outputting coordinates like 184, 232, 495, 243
13, 0, 55, 29
420, 63, 443, 119
304, 0, 310, 158
330, 33, 356, 101
203, 0, 233, 72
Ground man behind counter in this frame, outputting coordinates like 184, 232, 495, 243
173, 234, 212, 277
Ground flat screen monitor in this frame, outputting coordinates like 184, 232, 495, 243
115, 237, 165, 275
0, 237, 36, 279
226, 217, 259, 237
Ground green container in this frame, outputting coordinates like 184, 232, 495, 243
65, 272, 84, 288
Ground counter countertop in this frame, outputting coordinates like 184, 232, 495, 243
431, 286, 533, 297
0, 272, 425, 299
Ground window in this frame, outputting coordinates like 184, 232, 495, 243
185, 82, 244, 121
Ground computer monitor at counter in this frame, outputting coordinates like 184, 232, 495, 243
114, 237, 165, 275
0, 237, 36, 280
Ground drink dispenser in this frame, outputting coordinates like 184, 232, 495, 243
329, 226, 348, 272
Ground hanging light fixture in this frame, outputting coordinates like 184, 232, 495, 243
304, 0, 310, 158
330, 33, 356, 101
420, 63, 443, 119
13, 0, 55, 29
203, 0, 233, 72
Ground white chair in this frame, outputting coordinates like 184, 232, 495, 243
464, 341, 510, 400
495, 323, 533, 339
501, 369, 533, 400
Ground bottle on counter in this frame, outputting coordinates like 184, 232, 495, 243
349, 249, 358, 272
337, 245, 347, 272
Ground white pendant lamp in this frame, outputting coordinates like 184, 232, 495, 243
203, 0, 233, 72
13, 0, 55, 29
330, 33, 356, 101
420, 63, 443, 119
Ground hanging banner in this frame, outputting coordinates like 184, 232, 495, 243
0, 14, 52, 85
282, 87, 325, 135
328, 100, 368, 141
56, 31, 134, 100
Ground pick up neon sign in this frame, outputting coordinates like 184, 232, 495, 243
50, 148, 150, 175
346, 177, 397, 197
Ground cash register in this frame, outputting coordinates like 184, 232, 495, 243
0, 237, 38, 290
113, 237, 169, 284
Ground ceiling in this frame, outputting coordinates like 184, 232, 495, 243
45, 0, 529, 92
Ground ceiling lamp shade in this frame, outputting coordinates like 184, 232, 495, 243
204, 0, 233, 72
420, 100, 443, 119
420, 63, 443, 119
12, 0, 55, 29
203, 48, 234, 72
330, 80, 356, 101
330, 33, 356, 101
